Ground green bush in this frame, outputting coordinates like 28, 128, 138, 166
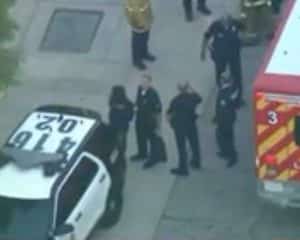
0, 0, 18, 91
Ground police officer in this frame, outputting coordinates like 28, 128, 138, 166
215, 74, 238, 168
125, 0, 156, 70
167, 82, 202, 176
183, 0, 211, 22
201, 14, 245, 106
130, 74, 163, 169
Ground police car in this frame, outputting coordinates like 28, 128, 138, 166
0, 105, 126, 240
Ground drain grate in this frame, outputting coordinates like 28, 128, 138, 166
40, 9, 104, 53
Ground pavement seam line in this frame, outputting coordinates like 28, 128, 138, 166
151, 80, 218, 240
162, 214, 215, 224
151, 175, 179, 240
247, 202, 265, 240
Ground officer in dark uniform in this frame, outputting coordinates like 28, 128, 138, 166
183, 0, 211, 22
201, 14, 245, 106
167, 82, 202, 176
215, 74, 238, 168
130, 74, 163, 169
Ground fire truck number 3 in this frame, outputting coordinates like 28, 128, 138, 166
267, 111, 278, 125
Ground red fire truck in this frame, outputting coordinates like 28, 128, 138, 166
253, 0, 300, 207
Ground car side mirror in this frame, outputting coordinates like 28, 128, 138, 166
54, 223, 74, 239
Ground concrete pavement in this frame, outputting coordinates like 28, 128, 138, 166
154, 45, 264, 240
2, 0, 300, 239
1, 0, 221, 240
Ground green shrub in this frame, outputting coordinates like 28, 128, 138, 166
0, 0, 18, 91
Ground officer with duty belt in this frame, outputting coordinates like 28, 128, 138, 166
215, 74, 238, 168
201, 14, 245, 106
125, 0, 156, 71
131, 74, 163, 169
167, 82, 202, 176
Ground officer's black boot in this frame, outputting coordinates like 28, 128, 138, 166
185, 13, 193, 22
235, 99, 246, 109
216, 151, 227, 159
190, 149, 201, 169
133, 61, 147, 71
143, 159, 160, 169
143, 154, 166, 169
170, 168, 189, 176
226, 152, 238, 168
130, 153, 147, 162
227, 158, 238, 168
144, 53, 156, 62
190, 160, 201, 169
171, 160, 189, 176
197, 0, 211, 15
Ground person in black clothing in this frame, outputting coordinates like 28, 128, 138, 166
215, 74, 238, 168
183, 0, 211, 22
130, 74, 164, 169
167, 82, 202, 176
109, 85, 134, 157
201, 14, 245, 106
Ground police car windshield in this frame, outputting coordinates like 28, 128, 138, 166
0, 196, 51, 240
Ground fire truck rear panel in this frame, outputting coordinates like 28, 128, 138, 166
252, 0, 300, 206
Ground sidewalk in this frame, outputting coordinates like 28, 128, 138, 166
1, 0, 242, 240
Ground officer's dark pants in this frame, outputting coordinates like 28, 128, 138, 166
132, 30, 150, 64
116, 129, 128, 156
183, 0, 207, 17
216, 123, 237, 161
214, 54, 243, 100
174, 122, 201, 171
271, 0, 282, 14
135, 117, 156, 158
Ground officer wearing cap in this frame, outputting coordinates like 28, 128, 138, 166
215, 73, 238, 168
167, 82, 202, 176
201, 14, 245, 106
183, 0, 212, 22
125, 0, 156, 71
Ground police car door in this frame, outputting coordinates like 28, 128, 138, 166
54, 152, 111, 240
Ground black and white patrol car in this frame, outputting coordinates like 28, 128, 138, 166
0, 105, 126, 240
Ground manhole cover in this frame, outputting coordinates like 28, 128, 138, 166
40, 9, 104, 53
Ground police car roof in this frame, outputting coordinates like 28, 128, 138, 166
36, 104, 102, 121
0, 105, 100, 200
254, 0, 300, 94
